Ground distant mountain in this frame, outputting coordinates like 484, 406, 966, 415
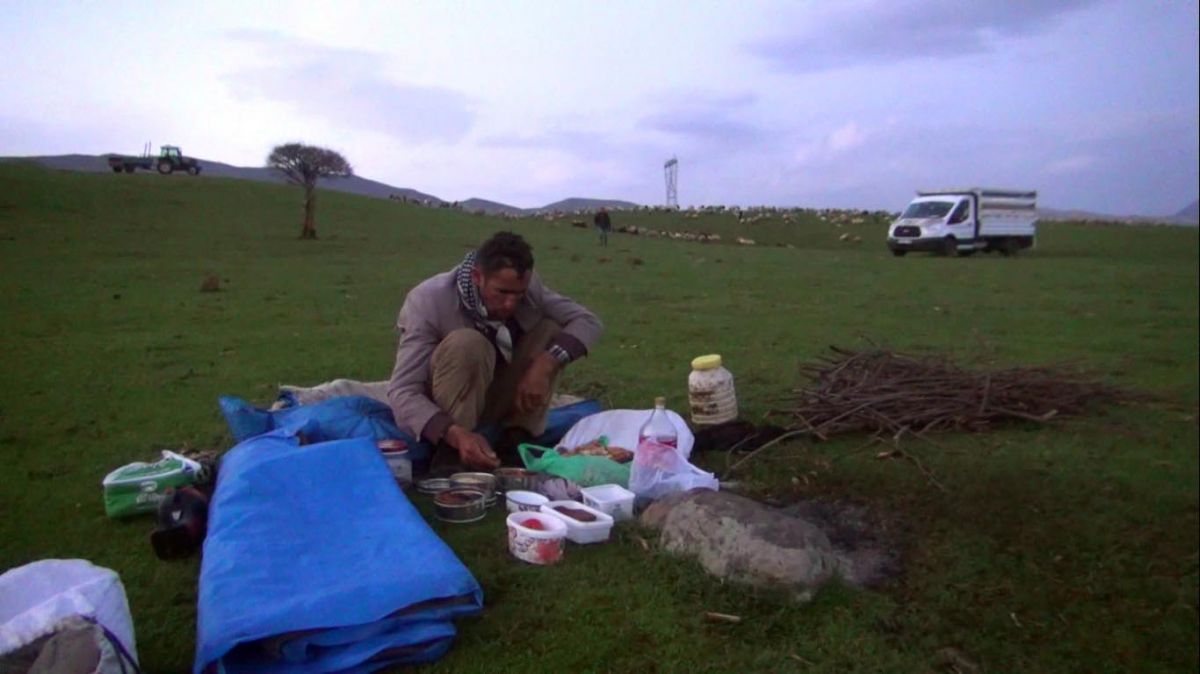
1174, 199, 1199, 222
459, 198, 525, 216
532, 197, 640, 214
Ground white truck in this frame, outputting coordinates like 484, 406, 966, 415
886, 188, 1037, 257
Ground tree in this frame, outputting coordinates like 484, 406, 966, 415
267, 143, 353, 240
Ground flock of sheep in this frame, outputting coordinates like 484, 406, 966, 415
551, 205, 889, 246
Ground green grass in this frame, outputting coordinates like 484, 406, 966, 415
1, 161, 1196, 673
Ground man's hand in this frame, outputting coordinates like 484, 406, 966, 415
444, 425, 500, 470
515, 352, 559, 416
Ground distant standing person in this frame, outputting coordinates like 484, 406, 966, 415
593, 207, 612, 246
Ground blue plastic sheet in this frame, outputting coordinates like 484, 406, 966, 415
194, 429, 483, 673
218, 395, 603, 468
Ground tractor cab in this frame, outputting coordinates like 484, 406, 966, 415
153, 145, 200, 175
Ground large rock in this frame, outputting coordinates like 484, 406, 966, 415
641, 490, 839, 597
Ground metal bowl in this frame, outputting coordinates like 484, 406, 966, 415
494, 467, 537, 492
434, 488, 487, 523
416, 477, 452, 495
450, 472, 498, 505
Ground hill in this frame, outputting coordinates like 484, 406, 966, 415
459, 197, 526, 216
13, 153, 445, 204
0, 161, 1197, 672
9, 153, 1198, 225
532, 197, 641, 214
1039, 204, 1198, 227
1175, 199, 1199, 223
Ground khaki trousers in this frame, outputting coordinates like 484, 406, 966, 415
431, 319, 562, 438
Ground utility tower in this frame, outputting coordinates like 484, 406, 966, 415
664, 156, 678, 208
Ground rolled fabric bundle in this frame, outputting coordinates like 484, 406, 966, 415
194, 429, 482, 674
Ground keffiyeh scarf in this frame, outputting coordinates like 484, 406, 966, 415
455, 251, 514, 362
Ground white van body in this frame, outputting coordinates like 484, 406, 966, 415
887, 188, 1037, 256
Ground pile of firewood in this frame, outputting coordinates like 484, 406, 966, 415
767, 347, 1142, 439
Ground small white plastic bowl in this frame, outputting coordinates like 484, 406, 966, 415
506, 512, 567, 565
541, 500, 614, 544
505, 490, 549, 513
580, 484, 636, 521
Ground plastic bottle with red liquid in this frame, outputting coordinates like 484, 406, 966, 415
638, 397, 677, 448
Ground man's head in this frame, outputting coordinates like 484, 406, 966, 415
471, 231, 534, 321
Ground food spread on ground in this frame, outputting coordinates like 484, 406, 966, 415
556, 439, 634, 463
552, 505, 597, 522
436, 490, 481, 506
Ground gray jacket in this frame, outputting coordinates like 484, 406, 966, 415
386, 267, 602, 443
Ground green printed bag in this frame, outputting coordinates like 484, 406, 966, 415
102, 451, 204, 518
518, 443, 630, 488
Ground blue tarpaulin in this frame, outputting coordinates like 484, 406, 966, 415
218, 395, 603, 468
194, 427, 483, 673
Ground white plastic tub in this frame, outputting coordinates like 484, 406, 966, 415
506, 512, 567, 565
505, 490, 549, 513
580, 484, 636, 522
540, 500, 614, 544
378, 440, 411, 486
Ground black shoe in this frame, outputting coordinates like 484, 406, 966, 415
151, 487, 209, 560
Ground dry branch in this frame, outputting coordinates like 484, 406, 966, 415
768, 347, 1142, 441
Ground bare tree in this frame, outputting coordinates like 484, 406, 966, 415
267, 143, 353, 240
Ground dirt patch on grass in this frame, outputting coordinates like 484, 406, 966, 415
780, 498, 907, 588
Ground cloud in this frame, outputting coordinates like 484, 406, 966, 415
639, 112, 763, 144
1043, 154, 1098, 174
637, 91, 764, 146
827, 121, 868, 152
477, 127, 608, 153
222, 32, 474, 143
747, 0, 1099, 73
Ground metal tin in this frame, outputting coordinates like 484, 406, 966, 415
494, 467, 537, 492
416, 477, 452, 495
433, 488, 487, 523
450, 472, 498, 506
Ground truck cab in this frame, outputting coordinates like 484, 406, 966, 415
887, 188, 1036, 257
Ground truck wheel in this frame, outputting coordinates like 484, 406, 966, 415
111, 166, 122, 173
187, 166, 200, 176
123, 165, 134, 174
891, 249, 907, 257
157, 161, 173, 175
940, 236, 957, 256
1000, 238, 1020, 257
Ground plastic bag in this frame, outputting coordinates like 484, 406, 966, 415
628, 439, 719, 500
102, 451, 205, 518
518, 444, 631, 488
558, 408, 695, 459
0, 559, 139, 669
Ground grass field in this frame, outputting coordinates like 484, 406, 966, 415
1, 161, 1196, 673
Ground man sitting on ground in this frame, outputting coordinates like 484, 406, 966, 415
388, 231, 603, 471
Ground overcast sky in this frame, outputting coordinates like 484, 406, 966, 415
1, 1, 1196, 214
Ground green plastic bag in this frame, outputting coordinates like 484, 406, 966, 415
102, 451, 203, 518
518, 443, 630, 488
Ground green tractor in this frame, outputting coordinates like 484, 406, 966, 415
107, 144, 202, 175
